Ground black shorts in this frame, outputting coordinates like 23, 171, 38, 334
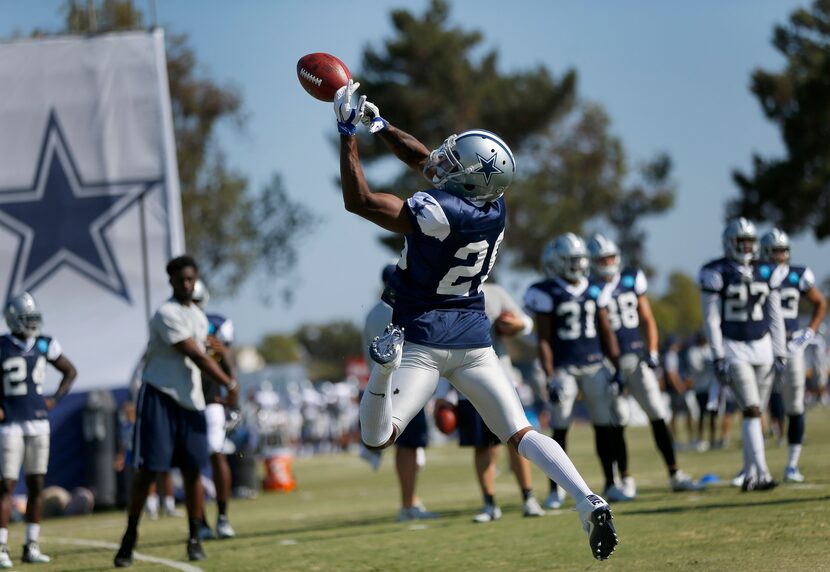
133, 382, 208, 472
396, 408, 428, 449
457, 399, 500, 448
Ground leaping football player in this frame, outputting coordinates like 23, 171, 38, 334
698, 218, 787, 491
759, 229, 827, 483
587, 234, 704, 494
333, 80, 617, 560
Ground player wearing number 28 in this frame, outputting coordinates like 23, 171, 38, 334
0, 293, 78, 568
698, 218, 787, 492
334, 79, 617, 560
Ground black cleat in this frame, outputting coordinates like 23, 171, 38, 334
113, 532, 136, 568
578, 494, 619, 561
187, 539, 206, 561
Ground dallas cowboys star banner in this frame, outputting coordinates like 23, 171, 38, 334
0, 30, 185, 391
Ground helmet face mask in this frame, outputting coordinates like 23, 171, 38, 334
4, 292, 43, 338
722, 218, 758, 264
760, 228, 790, 264
543, 233, 589, 283
192, 279, 210, 309
424, 130, 515, 204
587, 234, 620, 279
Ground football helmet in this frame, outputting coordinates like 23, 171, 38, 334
759, 228, 790, 263
192, 279, 210, 309
587, 233, 620, 279
722, 217, 758, 264
4, 292, 42, 337
423, 129, 515, 203
542, 233, 589, 282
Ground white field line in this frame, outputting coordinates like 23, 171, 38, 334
46, 537, 205, 572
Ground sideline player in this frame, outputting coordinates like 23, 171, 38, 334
0, 293, 77, 567
114, 256, 239, 567
524, 234, 630, 506
759, 229, 827, 482
192, 280, 237, 538
587, 234, 702, 493
334, 81, 617, 560
698, 219, 787, 492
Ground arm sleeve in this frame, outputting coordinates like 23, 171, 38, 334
523, 286, 554, 314
47, 338, 62, 362
153, 306, 193, 346
701, 292, 725, 360
634, 269, 648, 295
406, 192, 451, 241
769, 263, 788, 289
698, 267, 723, 293
767, 289, 787, 358
597, 283, 612, 309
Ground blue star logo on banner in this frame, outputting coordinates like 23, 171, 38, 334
0, 111, 162, 302
473, 153, 504, 185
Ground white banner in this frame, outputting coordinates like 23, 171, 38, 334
0, 30, 184, 391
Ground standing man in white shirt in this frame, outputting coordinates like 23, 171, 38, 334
114, 256, 238, 567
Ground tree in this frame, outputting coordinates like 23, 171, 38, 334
295, 321, 363, 381
356, 0, 673, 271
258, 333, 305, 364
731, 0, 830, 240
648, 272, 703, 338
60, 1, 315, 296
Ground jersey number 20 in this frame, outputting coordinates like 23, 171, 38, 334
437, 231, 504, 296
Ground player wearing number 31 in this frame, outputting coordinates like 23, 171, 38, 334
698, 218, 788, 492
334, 79, 617, 560
0, 292, 78, 567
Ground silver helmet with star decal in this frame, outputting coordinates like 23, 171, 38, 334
4, 292, 43, 337
423, 129, 516, 203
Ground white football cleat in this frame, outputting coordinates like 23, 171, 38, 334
522, 496, 546, 517
216, 517, 236, 539
603, 484, 634, 503
670, 470, 706, 492
621, 476, 637, 499
398, 505, 438, 522
0, 545, 12, 569
359, 446, 382, 471
369, 324, 404, 369
472, 504, 502, 523
730, 470, 746, 488
21, 542, 50, 564
543, 489, 564, 510
576, 494, 618, 561
784, 466, 805, 483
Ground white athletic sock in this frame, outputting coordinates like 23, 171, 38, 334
787, 444, 802, 469
517, 430, 593, 501
741, 420, 752, 474
745, 417, 770, 477
145, 493, 159, 512
25, 523, 39, 544
164, 495, 176, 512
359, 366, 395, 447
0, 528, 8, 545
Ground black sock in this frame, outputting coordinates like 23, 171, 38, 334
521, 489, 533, 501
613, 426, 629, 475
217, 501, 227, 518
788, 414, 805, 445
125, 515, 140, 537
550, 429, 568, 493
188, 518, 201, 541
594, 425, 616, 490
651, 419, 677, 471
483, 493, 495, 506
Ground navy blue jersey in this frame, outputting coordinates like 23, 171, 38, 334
387, 189, 506, 349
600, 267, 647, 355
779, 264, 816, 334
698, 257, 783, 342
0, 334, 59, 423
524, 278, 604, 367
202, 313, 233, 403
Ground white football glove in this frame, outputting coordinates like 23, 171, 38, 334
787, 328, 814, 355
334, 79, 366, 136
360, 100, 388, 133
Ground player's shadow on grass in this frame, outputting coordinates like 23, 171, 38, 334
619, 494, 830, 516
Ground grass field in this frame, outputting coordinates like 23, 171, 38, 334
27, 407, 830, 571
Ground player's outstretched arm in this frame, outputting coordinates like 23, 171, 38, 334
173, 338, 239, 406
362, 100, 430, 172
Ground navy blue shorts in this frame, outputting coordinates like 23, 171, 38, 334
457, 399, 500, 448
396, 408, 428, 448
133, 382, 208, 472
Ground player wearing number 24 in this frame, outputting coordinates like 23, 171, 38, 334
0, 292, 77, 567
334, 79, 617, 560
698, 218, 787, 492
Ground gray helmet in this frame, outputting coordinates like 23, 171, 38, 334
424, 129, 516, 203
722, 217, 758, 264
542, 233, 589, 281
759, 228, 790, 262
4, 292, 42, 337
192, 279, 210, 309
587, 233, 620, 279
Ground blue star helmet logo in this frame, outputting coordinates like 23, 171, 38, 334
473, 153, 504, 185
588, 285, 602, 299
759, 265, 771, 279
789, 271, 800, 285
622, 275, 635, 288
0, 111, 162, 302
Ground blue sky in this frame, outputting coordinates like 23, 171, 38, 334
3, 0, 826, 345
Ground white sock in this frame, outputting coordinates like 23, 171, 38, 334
787, 444, 802, 469
145, 493, 159, 512
741, 420, 752, 474
745, 417, 770, 477
0, 528, 8, 546
25, 523, 39, 544
517, 430, 592, 501
359, 366, 395, 447
164, 495, 176, 512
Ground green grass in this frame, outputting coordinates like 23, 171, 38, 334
29, 408, 830, 571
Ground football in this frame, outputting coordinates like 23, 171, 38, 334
434, 403, 457, 435
296, 53, 352, 102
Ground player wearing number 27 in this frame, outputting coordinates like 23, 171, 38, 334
0, 293, 77, 568
333, 79, 617, 560
698, 218, 787, 492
